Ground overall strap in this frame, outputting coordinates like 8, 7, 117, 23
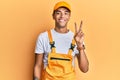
47, 30, 56, 53
68, 39, 76, 55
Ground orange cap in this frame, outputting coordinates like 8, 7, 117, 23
53, 1, 71, 11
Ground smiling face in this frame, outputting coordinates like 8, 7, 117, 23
53, 7, 71, 29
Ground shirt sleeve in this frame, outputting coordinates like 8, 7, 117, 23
34, 33, 44, 54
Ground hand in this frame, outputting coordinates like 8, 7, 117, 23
74, 21, 85, 49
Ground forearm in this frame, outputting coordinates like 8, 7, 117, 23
34, 65, 42, 80
34, 54, 43, 80
77, 44, 89, 73
78, 49, 89, 72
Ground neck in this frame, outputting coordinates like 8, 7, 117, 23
54, 27, 69, 33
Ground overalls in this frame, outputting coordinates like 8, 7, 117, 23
42, 30, 76, 80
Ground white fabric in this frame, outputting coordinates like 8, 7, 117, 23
35, 29, 79, 68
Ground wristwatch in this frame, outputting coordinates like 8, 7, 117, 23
77, 44, 85, 50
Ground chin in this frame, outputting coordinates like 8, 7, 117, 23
59, 23, 67, 27
59, 25, 66, 28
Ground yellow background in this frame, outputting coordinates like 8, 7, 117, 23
0, 0, 120, 80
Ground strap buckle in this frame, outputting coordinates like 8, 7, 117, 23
70, 43, 75, 51
50, 41, 55, 49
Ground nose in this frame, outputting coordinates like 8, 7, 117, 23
60, 13, 65, 18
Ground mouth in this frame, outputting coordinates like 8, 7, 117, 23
59, 19, 66, 23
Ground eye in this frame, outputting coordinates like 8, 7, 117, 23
65, 12, 70, 15
55, 11, 61, 15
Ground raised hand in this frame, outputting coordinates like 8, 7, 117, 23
74, 21, 85, 50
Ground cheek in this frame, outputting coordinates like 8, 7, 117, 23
53, 15, 59, 20
66, 16, 70, 21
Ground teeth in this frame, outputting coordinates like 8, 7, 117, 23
59, 19, 64, 22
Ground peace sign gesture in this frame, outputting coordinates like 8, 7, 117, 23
74, 21, 85, 50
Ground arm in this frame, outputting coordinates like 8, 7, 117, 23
74, 21, 89, 73
34, 53, 43, 80
76, 45, 89, 73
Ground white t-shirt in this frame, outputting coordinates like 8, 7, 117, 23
35, 29, 79, 68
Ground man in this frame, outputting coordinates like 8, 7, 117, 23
34, 1, 89, 80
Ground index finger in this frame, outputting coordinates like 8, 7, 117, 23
74, 22, 78, 33
79, 20, 83, 32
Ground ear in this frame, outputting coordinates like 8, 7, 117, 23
52, 13, 55, 20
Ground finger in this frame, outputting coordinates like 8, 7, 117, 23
74, 22, 78, 33
78, 32, 84, 39
78, 31, 83, 36
79, 20, 83, 32
81, 32, 84, 37
80, 20, 83, 29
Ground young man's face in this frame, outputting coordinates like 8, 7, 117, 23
53, 7, 71, 28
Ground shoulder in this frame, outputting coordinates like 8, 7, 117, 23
36, 31, 49, 43
38, 31, 48, 38
69, 30, 74, 35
